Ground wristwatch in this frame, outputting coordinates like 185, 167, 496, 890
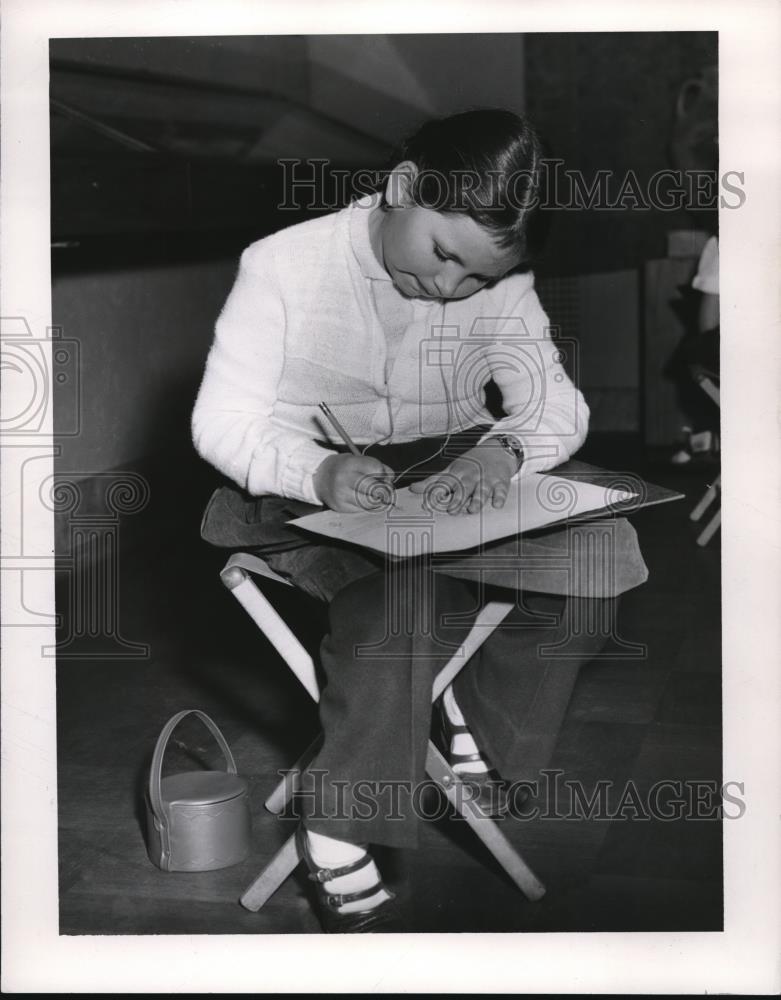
489, 434, 525, 472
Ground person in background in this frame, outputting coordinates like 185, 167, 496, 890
670, 234, 720, 465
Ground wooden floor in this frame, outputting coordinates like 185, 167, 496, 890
56, 440, 723, 934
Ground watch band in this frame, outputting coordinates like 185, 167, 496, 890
490, 434, 525, 472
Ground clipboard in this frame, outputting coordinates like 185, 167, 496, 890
287, 460, 684, 558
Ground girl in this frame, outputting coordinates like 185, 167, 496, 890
193, 109, 642, 932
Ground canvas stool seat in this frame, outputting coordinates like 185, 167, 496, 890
218, 550, 547, 913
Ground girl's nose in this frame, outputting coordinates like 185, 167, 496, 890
433, 272, 459, 298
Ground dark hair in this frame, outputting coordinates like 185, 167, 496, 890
378, 108, 550, 265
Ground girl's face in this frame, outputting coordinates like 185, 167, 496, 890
371, 163, 522, 301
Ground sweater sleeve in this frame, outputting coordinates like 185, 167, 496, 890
191, 246, 335, 503
477, 275, 590, 475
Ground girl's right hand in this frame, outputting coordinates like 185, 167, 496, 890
313, 454, 395, 512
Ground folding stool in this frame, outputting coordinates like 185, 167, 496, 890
219, 551, 546, 914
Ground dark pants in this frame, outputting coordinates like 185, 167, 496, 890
263, 539, 616, 849
202, 428, 632, 849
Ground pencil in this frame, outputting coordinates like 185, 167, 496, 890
318, 401, 361, 456
319, 401, 398, 508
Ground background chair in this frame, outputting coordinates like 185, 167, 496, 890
218, 551, 547, 915
688, 367, 721, 546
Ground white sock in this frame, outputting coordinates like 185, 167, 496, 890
443, 685, 489, 774
306, 830, 391, 915
443, 684, 466, 724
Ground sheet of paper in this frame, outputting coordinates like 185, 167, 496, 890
288, 473, 637, 556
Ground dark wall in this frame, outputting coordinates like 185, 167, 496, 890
525, 32, 718, 277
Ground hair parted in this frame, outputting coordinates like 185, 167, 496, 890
377, 108, 550, 265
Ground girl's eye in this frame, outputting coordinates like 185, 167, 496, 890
434, 244, 492, 285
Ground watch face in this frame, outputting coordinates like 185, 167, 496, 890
497, 435, 524, 467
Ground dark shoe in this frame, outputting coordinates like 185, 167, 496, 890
296, 825, 402, 933
432, 698, 510, 818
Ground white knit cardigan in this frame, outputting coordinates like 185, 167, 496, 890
192, 195, 589, 505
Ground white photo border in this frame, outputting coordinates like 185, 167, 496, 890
2, 0, 780, 993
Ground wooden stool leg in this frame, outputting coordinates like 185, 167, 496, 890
221, 565, 321, 702
690, 472, 721, 545
264, 734, 323, 814
425, 741, 546, 902
240, 832, 302, 912
690, 473, 720, 521
697, 508, 721, 547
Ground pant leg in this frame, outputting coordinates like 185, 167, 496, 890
262, 536, 615, 842
298, 562, 480, 849
454, 592, 619, 784
263, 538, 383, 604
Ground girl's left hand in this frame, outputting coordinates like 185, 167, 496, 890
408, 443, 518, 515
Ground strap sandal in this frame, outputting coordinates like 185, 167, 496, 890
432, 697, 511, 818
296, 825, 401, 934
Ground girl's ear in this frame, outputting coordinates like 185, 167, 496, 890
385, 160, 418, 208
